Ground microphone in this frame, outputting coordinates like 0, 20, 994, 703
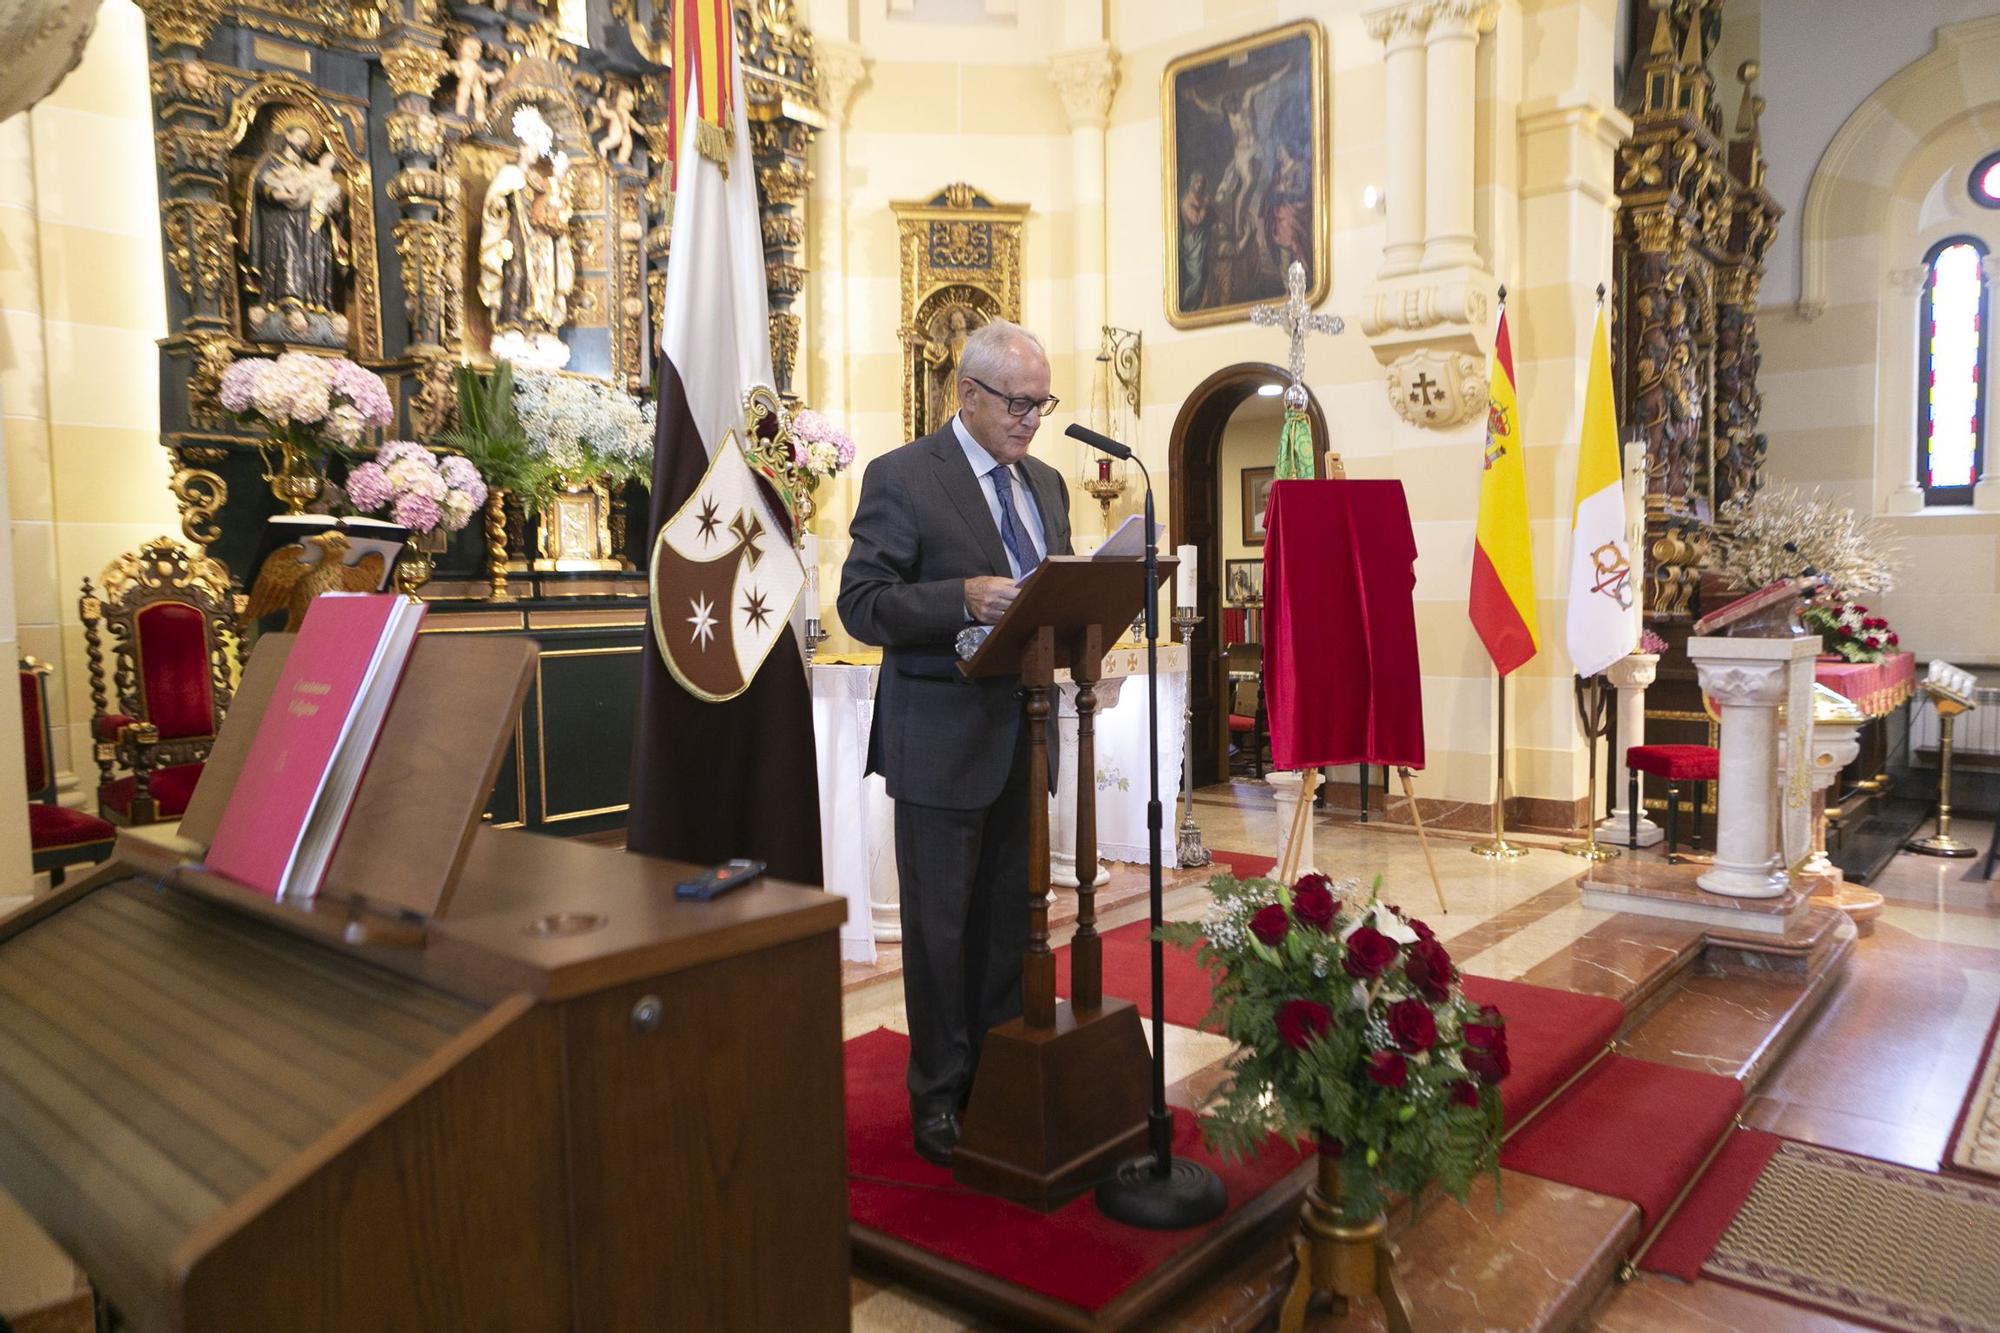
1065, 422, 1132, 460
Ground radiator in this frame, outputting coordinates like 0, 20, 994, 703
1911, 686, 2000, 754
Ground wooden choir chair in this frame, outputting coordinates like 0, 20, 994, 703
78, 537, 242, 826
20, 657, 115, 886
1225, 641, 1268, 779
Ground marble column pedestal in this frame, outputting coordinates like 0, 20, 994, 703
1800, 704, 1883, 924
1598, 652, 1664, 847
1687, 635, 1821, 900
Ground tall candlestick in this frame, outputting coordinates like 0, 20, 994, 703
1175, 543, 1198, 608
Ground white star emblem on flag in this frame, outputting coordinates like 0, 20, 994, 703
687, 592, 718, 649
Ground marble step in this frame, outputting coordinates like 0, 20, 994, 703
1158, 1169, 1639, 1332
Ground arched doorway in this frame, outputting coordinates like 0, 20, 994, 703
1168, 363, 1329, 787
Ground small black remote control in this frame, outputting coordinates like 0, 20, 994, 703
675, 858, 765, 901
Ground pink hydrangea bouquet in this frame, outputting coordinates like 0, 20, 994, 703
787, 409, 857, 486
1638, 629, 1669, 656
345, 441, 488, 535
217, 351, 393, 450
1161, 872, 1505, 1222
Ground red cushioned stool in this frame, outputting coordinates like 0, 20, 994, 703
1626, 743, 1718, 864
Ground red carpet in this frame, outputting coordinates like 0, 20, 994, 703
1500, 1054, 1743, 1231
1054, 918, 1215, 1029
844, 1027, 1307, 1313
1460, 975, 1624, 1131
1636, 1127, 1782, 1280
1207, 848, 1276, 879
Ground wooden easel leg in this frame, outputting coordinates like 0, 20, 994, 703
1398, 767, 1448, 915
1277, 769, 1320, 884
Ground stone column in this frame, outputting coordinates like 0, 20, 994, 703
812, 41, 867, 419
1420, 1, 1493, 273
1050, 44, 1119, 423
1688, 636, 1820, 898
1365, 4, 1430, 278
1600, 652, 1663, 846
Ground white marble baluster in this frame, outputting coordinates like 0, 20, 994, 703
1600, 652, 1663, 846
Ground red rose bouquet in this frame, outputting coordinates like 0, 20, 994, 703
1802, 600, 1900, 664
1161, 872, 1504, 1221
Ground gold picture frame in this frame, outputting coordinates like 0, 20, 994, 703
1162, 20, 1328, 330
1241, 466, 1275, 546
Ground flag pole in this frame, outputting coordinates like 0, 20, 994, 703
1561, 675, 1620, 862
1471, 670, 1525, 859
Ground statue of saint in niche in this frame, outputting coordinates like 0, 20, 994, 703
478, 105, 577, 369
908, 301, 986, 437
241, 109, 351, 347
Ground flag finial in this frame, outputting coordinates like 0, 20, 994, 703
1595, 283, 1606, 304
1497, 285, 1507, 306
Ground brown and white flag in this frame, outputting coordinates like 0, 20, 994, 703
627, 4, 821, 884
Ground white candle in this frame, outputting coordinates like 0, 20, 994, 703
1175, 543, 1198, 608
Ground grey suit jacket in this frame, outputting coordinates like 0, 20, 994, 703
837, 424, 1074, 811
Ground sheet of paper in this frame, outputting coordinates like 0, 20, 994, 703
1091, 514, 1165, 560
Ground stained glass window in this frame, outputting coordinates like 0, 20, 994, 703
1972, 152, 2000, 209
1918, 237, 1988, 506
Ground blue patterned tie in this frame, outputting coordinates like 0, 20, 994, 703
991, 465, 1042, 577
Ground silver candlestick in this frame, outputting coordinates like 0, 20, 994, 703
803, 617, 829, 667
1173, 606, 1211, 868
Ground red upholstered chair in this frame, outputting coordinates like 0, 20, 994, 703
20, 657, 115, 886
79, 538, 241, 827
1626, 744, 1719, 863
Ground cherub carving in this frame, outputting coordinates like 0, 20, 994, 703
449, 35, 503, 123
591, 83, 639, 166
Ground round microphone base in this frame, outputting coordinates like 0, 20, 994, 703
1094, 1153, 1227, 1230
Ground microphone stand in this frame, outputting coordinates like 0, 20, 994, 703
1089, 451, 1226, 1230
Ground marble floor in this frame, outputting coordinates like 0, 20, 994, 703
845, 788, 2000, 1332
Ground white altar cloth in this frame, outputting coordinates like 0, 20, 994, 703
810, 645, 1188, 956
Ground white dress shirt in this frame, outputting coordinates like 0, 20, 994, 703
951, 412, 1047, 579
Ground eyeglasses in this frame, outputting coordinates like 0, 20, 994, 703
968, 377, 1060, 419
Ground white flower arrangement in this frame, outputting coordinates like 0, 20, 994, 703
511, 368, 656, 491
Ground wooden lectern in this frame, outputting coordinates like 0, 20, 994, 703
951, 554, 1175, 1210
0, 633, 850, 1331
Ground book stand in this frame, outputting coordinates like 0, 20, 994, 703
950, 555, 1174, 1209
121, 631, 537, 945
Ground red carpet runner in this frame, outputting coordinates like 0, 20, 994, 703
1635, 1127, 1782, 1281
844, 1027, 1306, 1314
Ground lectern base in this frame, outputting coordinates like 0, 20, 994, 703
954, 997, 1151, 1211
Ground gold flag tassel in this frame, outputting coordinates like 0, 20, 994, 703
694, 118, 733, 174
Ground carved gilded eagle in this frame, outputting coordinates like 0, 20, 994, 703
243, 531, 387, 632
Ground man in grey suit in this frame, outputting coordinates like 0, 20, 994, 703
838, 320, 1072, 1166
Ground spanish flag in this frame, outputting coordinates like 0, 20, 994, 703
1468, 305, 1539, 676
672, 0, 735, 176
1565, 304, 1635, 678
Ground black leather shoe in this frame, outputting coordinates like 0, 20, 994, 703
912, 1111, 960, 1167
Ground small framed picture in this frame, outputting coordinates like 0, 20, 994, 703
1241, 467, 1275, 545
1225, 558, 1264, 607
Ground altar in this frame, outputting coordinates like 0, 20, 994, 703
812, 644, 1189, 965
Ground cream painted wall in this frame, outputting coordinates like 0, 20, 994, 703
1, 0, 176, 795
805, 0, 1628, 810
1752, 12, 2000, 664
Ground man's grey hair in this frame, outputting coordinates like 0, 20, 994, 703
956, 318, 1047, 392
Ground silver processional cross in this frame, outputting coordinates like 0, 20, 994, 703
1249, 260, 1344, 412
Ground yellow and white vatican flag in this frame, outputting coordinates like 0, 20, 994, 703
1564, 299, 1636, 678
630, 0, 819, 883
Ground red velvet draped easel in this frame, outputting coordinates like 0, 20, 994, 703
1262, 479, 1425, 772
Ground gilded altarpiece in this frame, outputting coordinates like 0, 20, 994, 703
136, 0, 824, 588
891, 184, 1028, 444
1614, 0, 1782, 766
133, 0, 824, 836
1614, 0, 1780, 625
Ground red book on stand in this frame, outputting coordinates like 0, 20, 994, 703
204, 593, 427, 899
